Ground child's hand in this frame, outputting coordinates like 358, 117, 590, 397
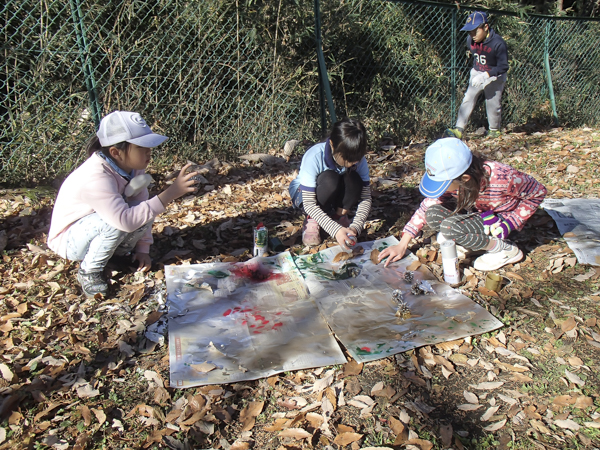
335, 227, 355, 250
378, 233, 412, 268
158, 163, 198, 205
133, 252, 152, 272
378, 243, 408, 268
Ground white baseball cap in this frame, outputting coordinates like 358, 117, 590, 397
97, 111, 168, 148
419, 138, 473, 198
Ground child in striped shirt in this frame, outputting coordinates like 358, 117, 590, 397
289, 118, 372, 249
379, 138, 546, 271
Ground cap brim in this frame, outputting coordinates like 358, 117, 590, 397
419, 173, 453, 199
127, 133, 168, 148
460, 24, 479, 31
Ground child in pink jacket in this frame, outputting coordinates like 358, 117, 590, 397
48, 111, 198, 297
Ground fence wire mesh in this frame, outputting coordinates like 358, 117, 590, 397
2, 0, 600, 184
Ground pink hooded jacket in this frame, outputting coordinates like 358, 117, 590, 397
47, 153, 165, 257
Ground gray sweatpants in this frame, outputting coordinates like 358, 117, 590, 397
455, 68, 507, 131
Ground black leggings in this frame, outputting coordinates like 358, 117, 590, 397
315, 170, 363, 212
425, 204, 491, 250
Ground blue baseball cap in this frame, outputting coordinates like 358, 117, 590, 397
461, 11, 488, 31
419, 138, 473, 198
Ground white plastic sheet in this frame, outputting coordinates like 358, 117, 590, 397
166, 237, 503, 387
166, 252, 346, 388
295, 237, 503, 363
542, 198, 600, 266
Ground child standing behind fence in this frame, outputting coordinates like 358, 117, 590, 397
48, 111, 198, 297
289, 118, 372, 249
379, 138, 546, 271
445, 11, 509, 140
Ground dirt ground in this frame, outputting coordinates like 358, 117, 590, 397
0, 127, 599, 449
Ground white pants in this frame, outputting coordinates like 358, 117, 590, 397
65, 212, 153, 272
456, 68, 507, 131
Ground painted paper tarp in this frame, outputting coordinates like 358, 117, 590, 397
542, 198, 600, 266
294, 237, 504, 363
166, 252, 346, 388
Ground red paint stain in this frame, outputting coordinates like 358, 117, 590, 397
230, 262, 284, 283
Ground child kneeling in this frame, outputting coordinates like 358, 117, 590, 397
380, 138, 546, 271
288, 118, 372, 249
48, 111, 198, 297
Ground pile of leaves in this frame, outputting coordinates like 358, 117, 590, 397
0, 127, 599, 449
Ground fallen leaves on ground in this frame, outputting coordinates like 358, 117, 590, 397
0, 128, 599, 449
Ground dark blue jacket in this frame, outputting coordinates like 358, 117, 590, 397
467, 28, 508, 77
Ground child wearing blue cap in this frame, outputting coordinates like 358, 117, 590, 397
445, 11, 508, 140
379, 138, 547, 271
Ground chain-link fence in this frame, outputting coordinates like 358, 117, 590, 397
2, 0, 600, 184
319, 1, 600, 141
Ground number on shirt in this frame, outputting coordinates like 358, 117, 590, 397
474, 53, 487, 65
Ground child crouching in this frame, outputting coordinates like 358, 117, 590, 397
288, 118, 372, 249
380, 138, 547, 271
48, 111, 198, 297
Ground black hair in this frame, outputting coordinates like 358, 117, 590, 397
453, 153, 489, 213
329, 118, 367, 163
85, 135, 129, 160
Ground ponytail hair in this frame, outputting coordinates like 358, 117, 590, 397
454, 153, 489, 213
85, 135, 129, 160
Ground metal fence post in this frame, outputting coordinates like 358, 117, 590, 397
69, 0, 101, 127
543, 20, 559, 126
451, 8, 457, 126
314, 0, 337, 133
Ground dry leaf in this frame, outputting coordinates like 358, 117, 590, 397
191, 362, 216, 373
337, 424, 356, 433
388, 416, 405, 436
510, 373, 533, 382
342, 360, 363, 377
79, 405, 92, 426
230, 441, 251, 450
561, 317, 577, 332
333, 432, 363, 446
477, 286, 499, 297
480, 406, 500, 421
470, 382, 504, 390
370, 249, 380, 265
404, 438, 433, 450
278, 428, 312, 439
439, 423, 452, 448
483, 419, 506, 431
305, 412, 324, 429
567, 356, 583, 367
505, 272, 524, 281
574, 396, 593, 409
457, 404, 483, 411
565, 369, 585, 386
407, 260, 421, 271
463, 391, 479, 404
263, 418, 290, 432
436, 339, 463, 351
554, 419, 581, 430
333, 251, 352, 263
239, 401, 264, 431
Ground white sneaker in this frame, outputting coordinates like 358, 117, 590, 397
473, 244, 523, 271
436, 232, 468, 259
